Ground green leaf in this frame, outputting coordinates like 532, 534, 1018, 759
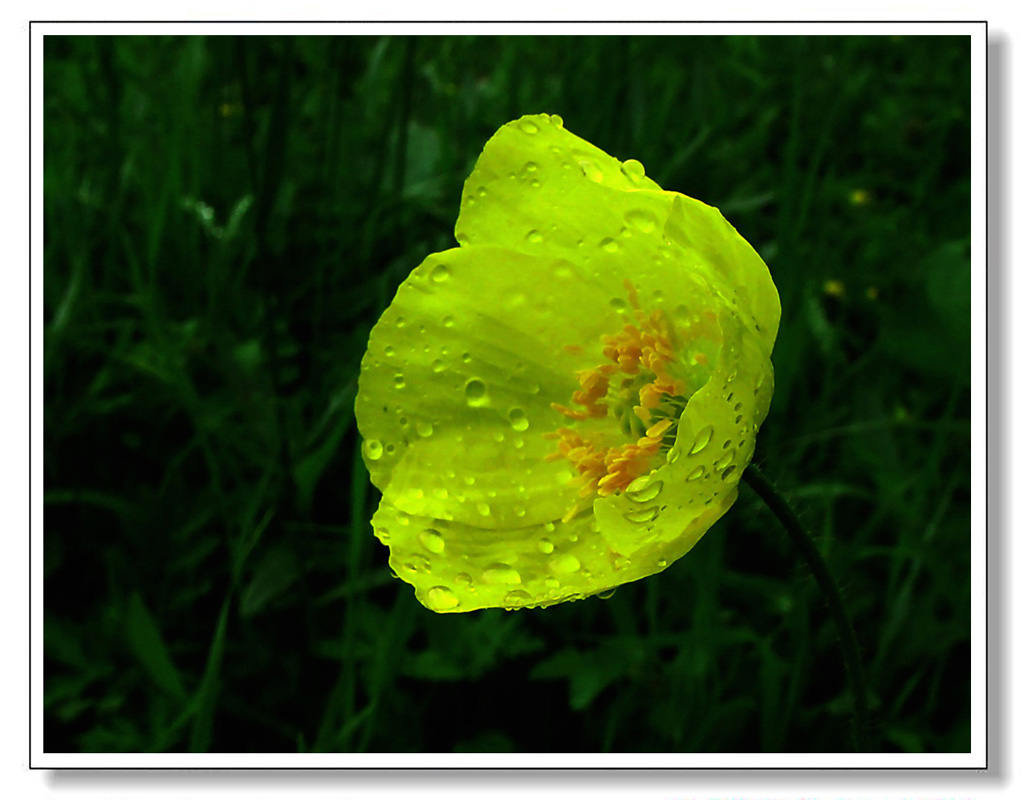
125, 593, 186, 701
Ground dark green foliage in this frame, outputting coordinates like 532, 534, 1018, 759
44, 34, 971, 754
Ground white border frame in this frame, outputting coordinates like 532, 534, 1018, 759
29, 19, 987, 771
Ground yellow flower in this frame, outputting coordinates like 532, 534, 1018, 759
356, 114, 780, 613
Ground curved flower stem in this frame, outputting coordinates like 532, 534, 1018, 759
741, 462, 870, 752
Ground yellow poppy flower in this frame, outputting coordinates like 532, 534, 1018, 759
356, 113, 780, 613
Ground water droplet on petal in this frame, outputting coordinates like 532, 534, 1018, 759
624, 506, 659, 523
477, 502, 491, 516
394, 373, 406, 389
415, 421, 434, 437
484, 564, 522, 584
715, 449, 735, 471
454, 573, 474, 588
720, 465, 737, 481
537, 538, 555, 554
430, 263, 450, 283
509, 407, 529, 431
526, 229, 543, 244
504, 589, 532, 606
383, 345, 395, 357
600, 237, 619, 253
524, 161, 538, 172
625, 476, 664, 503
426, 585, 459, 610
550, 114, 564, 128
597, 587, 617, 600
689, 425, 714, 454
621, 158, 645, 181
624, 208, 657, 233
686, 465, 705, 481
578, 159, 604, 183
610, 297, 627, 313
551, 554, 581, 574
363, 439, 383, 461
465, 378, 488, 407
520, 120, 539, 134
419, 529, 445, 554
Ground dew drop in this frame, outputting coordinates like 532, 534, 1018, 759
454, 572, 474, 588
656, 558, 668, 569
689, 425, 714, 454
551, 554, 581, 574
624, 506, 659, 523
624, 207, 657, 233
545, 577, 560, 589
720, 465, 737, 481
610, 297, 627, 313
431, 359, 445, 374
520, 120, 539, 134
465, 378, 488, 407
484, 564, 522, 584
504, 589, 532, 606
621, 158, 646, 181
550, 114, 564, 128
578, 159, 604, 183
403, 554, 431, 573
597, 587, 617, 600
715, 449, 735, 471
686, 465, 705, 481
613, 555, 631, 571
509, 407, 529, 431
600, 237, 620, 253
393, 373, 406, 389
524, 161, 538, 173
443, 315, 455, 328
666, 447, 681, 464
383, 345, 395, 357
537, 538, 555, 554
395, 316, 406, 328
418, 529, 446, 554
525, 229, 544, 244
416, 421, 434, 438
477, 502, 491, 516
363, 439, 383, 461
624, 476, 664, 503
426, 585, 459, 610
430, 263, 450, 284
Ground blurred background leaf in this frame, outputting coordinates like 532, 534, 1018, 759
44, 33, 971, 754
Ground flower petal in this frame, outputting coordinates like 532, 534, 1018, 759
455, 113, 780, 353
593, 302, 774, 561
664, 193, 781, 353
373, 496, 721, 613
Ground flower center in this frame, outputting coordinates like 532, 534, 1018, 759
546, 280, 696, 514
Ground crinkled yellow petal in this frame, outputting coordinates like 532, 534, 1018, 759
455, 113, 780, 352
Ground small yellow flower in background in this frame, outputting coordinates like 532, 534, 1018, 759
848, 188, 872, 206
822, 279, 846, 298
355, 114, 781, 613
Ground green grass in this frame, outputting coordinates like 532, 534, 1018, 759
43, 33, 971, 754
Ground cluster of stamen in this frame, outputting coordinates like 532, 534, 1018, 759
545, 280, 689, 512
